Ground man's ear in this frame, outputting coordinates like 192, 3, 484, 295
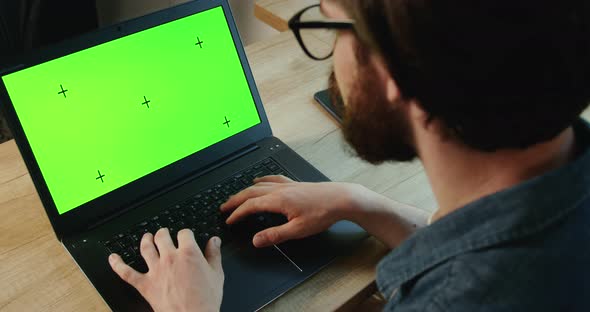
385, 78, 401, 105
371, 54, 402, 107
372, 55, 432, 132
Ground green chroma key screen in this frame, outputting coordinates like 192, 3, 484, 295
1, 6, 261, 215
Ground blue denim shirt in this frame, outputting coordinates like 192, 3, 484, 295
377, 120, 590, 311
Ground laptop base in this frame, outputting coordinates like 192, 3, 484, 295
64, 136, 368, 311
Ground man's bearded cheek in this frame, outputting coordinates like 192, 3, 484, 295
335, 68, 418, 164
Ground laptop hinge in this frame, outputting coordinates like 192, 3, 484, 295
86, 143, 260, 231
0, 64, 25, 75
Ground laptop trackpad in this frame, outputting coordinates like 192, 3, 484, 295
220, 243, 302, 311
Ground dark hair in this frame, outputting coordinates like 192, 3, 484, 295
337, 0, 590, 151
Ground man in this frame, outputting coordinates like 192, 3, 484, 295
108, 0, 590, 310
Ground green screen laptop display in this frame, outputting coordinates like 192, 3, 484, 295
1, 6, 261, 215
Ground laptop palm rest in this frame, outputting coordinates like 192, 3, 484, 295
220, 242, 302, 311
219, 220, 368, 311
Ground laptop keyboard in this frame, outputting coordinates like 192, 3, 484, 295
101, 158, 292, 272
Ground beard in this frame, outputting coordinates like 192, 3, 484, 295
328, 69, 418, 165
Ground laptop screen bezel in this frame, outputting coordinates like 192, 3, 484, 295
0, 0, 272, 239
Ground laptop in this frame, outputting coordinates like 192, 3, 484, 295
0, 0, 367, 311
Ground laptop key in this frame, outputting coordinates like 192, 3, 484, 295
106, 242, 123, 254
132, 243, 140, 255
239, 177, 252, 187
129, 233, 141, 243
230, 182, 243, 192
266, 163, 280, 172
242, 172, 253, 179
188, 204, 200, 214
196, 220, 209, 230
164, 215, 177, 224
117, 238, 132, 250
198, 232, 211, 243
171, 209, 182, 218
252, 168, 272, 179
199, 198, 212, 207
211, 226, 224, 240
135, 228, 149, 237
253, 164, 263, 171
174, 222, 188, 234
205, 206, 218, 217
147, 222, 160, 233
188, 214, 199, 224
121, 248, 135, 262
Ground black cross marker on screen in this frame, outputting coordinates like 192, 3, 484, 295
223, 116, 231, 128
96, 170, 106, 183
58, 84, 68, 98
142, 96, 151, 108
195, 37, 204, 48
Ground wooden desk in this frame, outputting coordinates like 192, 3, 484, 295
0, 31, 434, 311
255, 0, 316, 32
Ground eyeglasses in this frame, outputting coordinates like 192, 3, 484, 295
288, 4, 355, 61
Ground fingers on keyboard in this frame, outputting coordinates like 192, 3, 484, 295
103, 158, 293, 264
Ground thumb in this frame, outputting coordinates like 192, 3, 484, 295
205, 237, 223, 274
109, 254, 144, 290
252, 221, 300, 248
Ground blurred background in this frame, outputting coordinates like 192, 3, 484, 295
0, 0, 278, 143
97, 0, 277, 44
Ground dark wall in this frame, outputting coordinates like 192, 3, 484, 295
0, 0, 98, 142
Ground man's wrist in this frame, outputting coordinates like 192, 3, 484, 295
334, 183, 375, 224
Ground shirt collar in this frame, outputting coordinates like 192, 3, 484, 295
377, 119, 590, 297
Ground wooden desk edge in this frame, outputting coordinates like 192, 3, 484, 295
254, 3, 290, 32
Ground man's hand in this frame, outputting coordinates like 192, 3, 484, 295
221, 175, 364, 248
222, 175, 424, 249
109, 229, 224, 312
